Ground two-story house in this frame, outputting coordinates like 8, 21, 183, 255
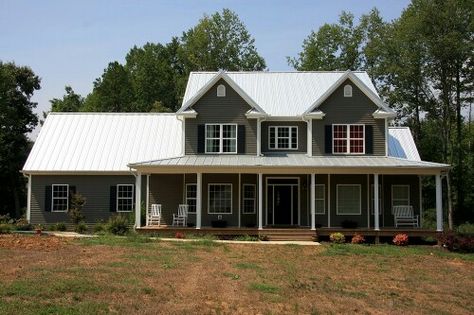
22, 70, 449, 237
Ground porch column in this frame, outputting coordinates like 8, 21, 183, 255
145, 174, 150, 226
435, 174, 443, 232
310, 173, 316, 230
258, 173, 263, 230
196, 172, 202, 229
135, 172, 142, 228
374, 174, 380, 231
26, 175, 31, 223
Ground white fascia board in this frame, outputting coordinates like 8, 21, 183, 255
177, 110, 198, 118
372, 109, 397, 119
303, 111, 325, 120
178, 71, 267, 115
245, 110, 267, 119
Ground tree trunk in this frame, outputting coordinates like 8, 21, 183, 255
446, 174, 454, 231
455, 67, 463, 217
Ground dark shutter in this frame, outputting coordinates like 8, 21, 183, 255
325, 125, 333, 154
197, 124, 205, 153
69, 186, 76, 211
110, 186, 117, 212
365, 125, 373, 154
45, 186, 52, 212
238, 125, 246, 154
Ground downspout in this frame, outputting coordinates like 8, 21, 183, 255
302, 116, 312, 157
23, 173, 31, 223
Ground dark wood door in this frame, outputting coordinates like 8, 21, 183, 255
274, 185, 292, 225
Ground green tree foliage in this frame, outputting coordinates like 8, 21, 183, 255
0, 61, 40, 217
50, 86, 84, 112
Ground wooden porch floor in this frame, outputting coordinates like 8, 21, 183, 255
136, 226, 440, 241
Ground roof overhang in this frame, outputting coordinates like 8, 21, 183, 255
302, 111, 326, 120
21, 170, 133, 176
176, 110, 197, 119
245, 110, 268, 119
373, 109, 397, 119
178, 70, 267, 115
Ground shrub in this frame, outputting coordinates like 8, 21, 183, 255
106, 215, 130, 235
69, 193, 86, 225
457, 222, 474, 236
341, 220, 358, 229
393, 233, 409, 246
75, 222, 88, 234
175, 232, 185, 239
15, 218, 32, 231
351, 233, 365, 244
93, 222, 106, 234
438, 231, 474, 253
54, 222, 67, 231
0, 223, 13, 234
330, 232, 345, 244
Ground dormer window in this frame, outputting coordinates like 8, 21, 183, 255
205, 124, 237, 154
333, 124, 364, 154
217, 84, 226, 97
344, 84, 352, 97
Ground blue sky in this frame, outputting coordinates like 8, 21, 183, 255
1, 0, 410, 132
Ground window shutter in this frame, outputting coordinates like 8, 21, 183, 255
365, 125, 373, 154
69, 186, 76, 211
197, 125, 205, 153
45, 186, 52, 212
110, 186, 117, 212
238, 125, 246, 154
325, 125, 332, 154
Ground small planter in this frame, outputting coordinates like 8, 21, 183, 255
211, 220, 227, 228
35, 229, 42, 236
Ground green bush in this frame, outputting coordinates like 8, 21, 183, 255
0, 223, 13, 234
75, 222, 88, 234
93, 222, 106, 234
15, 218, 32, 231
457, 222, 474, 236
0, 214, 14, 224
106, 215, 131, 235
329, 232, 345, 244
54, 222, 67, 231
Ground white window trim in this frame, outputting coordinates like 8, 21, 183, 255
332, 124, 365, 155
207, 183, 233, 215
370, 184, 382, 215
344, 84, 353, 97
242, 184, 256, 214
186, 183, 197, 214
205, 123, 238, 154
336, 184, 362, 215
116, 184, 134, 212
52, 184, 69, 213
315, 184, 325, 215
268, 126, 298, 150
391, 185, 410, 209
217, 84, 226, 97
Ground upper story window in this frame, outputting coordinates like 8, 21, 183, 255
344, 84, 352, 97
217, 84, 226, 97
205, 124, 237, 154
269, 126, 298, 150
52, 184, 69, 212
333, 124, 364, 154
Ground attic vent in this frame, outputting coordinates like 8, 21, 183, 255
344, 84, 352, 97
217, 84, 226, 97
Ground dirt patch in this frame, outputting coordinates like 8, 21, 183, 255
0, 234, 69, 251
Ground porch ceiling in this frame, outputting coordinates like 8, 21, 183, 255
129, 154, 449, 175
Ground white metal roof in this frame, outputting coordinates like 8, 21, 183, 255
181, 71, 381, 117
388, 127, 421, 161
22, 113, 182, 173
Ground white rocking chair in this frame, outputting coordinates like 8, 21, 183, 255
172, 204, 188, 227
148, 204, 162, 226
393, 205, 419, 228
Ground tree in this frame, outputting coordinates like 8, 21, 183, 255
50, 86, 84, 112
83, 62, 135, 112
180, 9, 266, 72
0, 61, 40, 217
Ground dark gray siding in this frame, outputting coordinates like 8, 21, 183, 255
149, 174, 185, 226
185, 79, 257, 155
312, 79, 386, 156
30, 175, 143, 225
261, 121, 307, 154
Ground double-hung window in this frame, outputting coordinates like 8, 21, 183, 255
336, 184, 361, 215
242, 184, 256, 214
208, 184, 232, 214
117, 184, 134, 212
315, 184, 325, 214
52, 184, 69, 212
186, 184, 197, 213
205, 124, 237, 154
333, 124, 365, 154
392, 185, 410, 207
269, 126, 298, 150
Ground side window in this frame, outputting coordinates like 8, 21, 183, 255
52, 184, 69, 212
242, 184, 256, 214
117, 184, 134, 212
269, 126, 298, 150
392, 185, 410, 207
186, 184, 197, 213
315, 184, 325, 214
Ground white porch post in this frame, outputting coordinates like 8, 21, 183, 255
238, 173, 241, 228
374, 174, 380, 231
258, 173, 263, 230
327, 174, 331, 228
196, 172, 202, 229
306, 120, 312, 157
26, 175, 31, 223
435, 174, 443, 232
135, 172, 142, 228
310, 173, 316, 230
256, 118, 262, 156
145, 174, 150, 227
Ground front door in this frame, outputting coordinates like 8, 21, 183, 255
267, 179, 299, 226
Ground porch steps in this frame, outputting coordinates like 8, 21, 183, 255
261, 229, 316, 241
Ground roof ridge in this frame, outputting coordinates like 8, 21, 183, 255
48, 112, 178, 116
190, 71, 368, 74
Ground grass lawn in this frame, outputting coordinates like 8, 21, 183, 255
0, 234, 473, 315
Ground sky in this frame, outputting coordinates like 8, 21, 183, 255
1, 0, 410, 138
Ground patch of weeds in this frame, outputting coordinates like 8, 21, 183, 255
223, 272, 240, 280
233, 234, 259, 241
235, 262, 261, 270
106, 261, 133, 268
77, 234, 155, 247
249, 282, 280, 294
0, 300, 108, 315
